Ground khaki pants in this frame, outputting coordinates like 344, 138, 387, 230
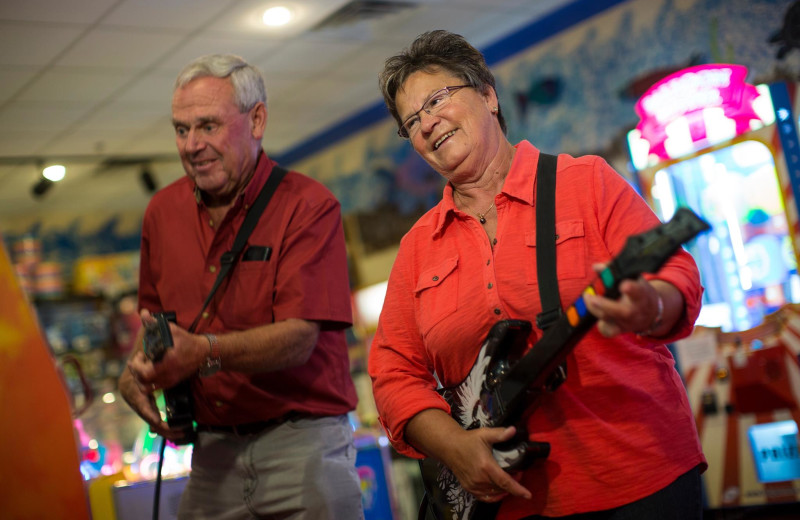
178, 415, 364, 520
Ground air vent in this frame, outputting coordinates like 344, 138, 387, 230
313, 0, 417, 30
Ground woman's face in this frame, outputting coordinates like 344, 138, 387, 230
395, 69, 500, 183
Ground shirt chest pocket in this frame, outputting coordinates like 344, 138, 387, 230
525, 219, 586, 284
414, 256, 459, 337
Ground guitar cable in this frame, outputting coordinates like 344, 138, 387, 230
152, 435, 166, 520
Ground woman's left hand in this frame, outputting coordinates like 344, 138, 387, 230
582, 264, 673, 338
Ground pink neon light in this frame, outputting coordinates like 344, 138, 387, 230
635, 64, 762, 161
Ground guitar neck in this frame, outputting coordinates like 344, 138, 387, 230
488, 207, 710, 427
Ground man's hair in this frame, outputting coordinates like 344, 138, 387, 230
175, 54, 267, 113
378, 30, 506, 134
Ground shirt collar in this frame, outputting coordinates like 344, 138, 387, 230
431, 140, 542, 237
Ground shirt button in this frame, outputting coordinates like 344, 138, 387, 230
215, 401, 224, 408
432, 276, 439, 281
486, 259, 491, 266
209, 219, 214, 227
209, 265, 217, 273
488, 283, 493, 289
494, 308, 501, 315
202, 311, 209, 319
493, 238, 497, 245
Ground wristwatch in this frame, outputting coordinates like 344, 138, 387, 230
199, 333, 221, 377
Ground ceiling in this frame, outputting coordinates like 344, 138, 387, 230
0, 0, 580, 222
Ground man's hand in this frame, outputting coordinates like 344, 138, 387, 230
119, 349, 187, 440
118, 309, 202, 441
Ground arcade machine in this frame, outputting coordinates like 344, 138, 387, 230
627, 64, 800, 511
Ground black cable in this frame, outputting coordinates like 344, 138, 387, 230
152, 435, 166, 520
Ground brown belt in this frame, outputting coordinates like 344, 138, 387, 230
196, 412, 307, 436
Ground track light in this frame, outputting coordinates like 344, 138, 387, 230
31, 164, 66, 199
32, 177, 54, 198
140, 166, 158, 193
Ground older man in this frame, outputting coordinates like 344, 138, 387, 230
119, 54, 363, 520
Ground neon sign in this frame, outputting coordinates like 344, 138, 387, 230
633, 64, 764, 163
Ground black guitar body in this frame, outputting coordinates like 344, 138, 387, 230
419, 320, 553, 520
418, 208, 710, 520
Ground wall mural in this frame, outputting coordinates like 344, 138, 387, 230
4, 0, 799, 287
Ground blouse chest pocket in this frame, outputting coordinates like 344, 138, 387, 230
414, 256, 459, 337
525, 219, 586, 283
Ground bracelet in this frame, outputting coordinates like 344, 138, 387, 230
638, 293, 664, 337
205, 333, 219, 358
198, 333, 221, 377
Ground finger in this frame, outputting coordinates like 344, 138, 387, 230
596, 319, 621, 338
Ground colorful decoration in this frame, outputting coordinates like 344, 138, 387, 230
634, 64, 764, 163
0, 237, 91, 519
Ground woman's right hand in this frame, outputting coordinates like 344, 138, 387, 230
406, 409, 532, 502
445, 425, 532, 502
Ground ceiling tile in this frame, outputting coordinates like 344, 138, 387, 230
255, 38, 362, 75
102, 0, 239, 30
0, 131, 60, 156
154, 34, 284, 73
16, 67, 133, 103
0, 0, 118, 24
0, 67, 40, 102
0, 22, 85, 66
0, 103, 89, 133
56, 27, 185, 69
112, 69, 176, 105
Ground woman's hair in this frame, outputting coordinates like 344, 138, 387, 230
175, 54, 267, 113
378, 30, 506, 134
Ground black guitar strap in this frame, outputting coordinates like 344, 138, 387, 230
535, 153, 561, 330
187, 164, 288, 333
418, 153, 563, 520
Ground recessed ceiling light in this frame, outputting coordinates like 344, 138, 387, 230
262, 6, 293, 26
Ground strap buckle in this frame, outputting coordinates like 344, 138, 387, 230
536, 308, 562, 330
220, 251, 236, 266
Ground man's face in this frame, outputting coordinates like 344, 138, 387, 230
171, 76, 265, 202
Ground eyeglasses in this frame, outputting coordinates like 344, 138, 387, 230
397, 85, 471, 139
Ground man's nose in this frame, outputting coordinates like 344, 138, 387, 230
184, 129, 204, 153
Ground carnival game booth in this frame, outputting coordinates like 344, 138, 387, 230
677, 304, 800, 510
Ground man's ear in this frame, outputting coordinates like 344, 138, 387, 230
250, 102, 267, 140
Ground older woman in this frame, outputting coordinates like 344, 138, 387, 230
368, 30, 706, 520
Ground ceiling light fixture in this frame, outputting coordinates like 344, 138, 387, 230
262, 6, 293, 26
31, 164, 66, 199
42, 164, 66, 182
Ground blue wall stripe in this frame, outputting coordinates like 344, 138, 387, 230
274, 0, 628, 166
